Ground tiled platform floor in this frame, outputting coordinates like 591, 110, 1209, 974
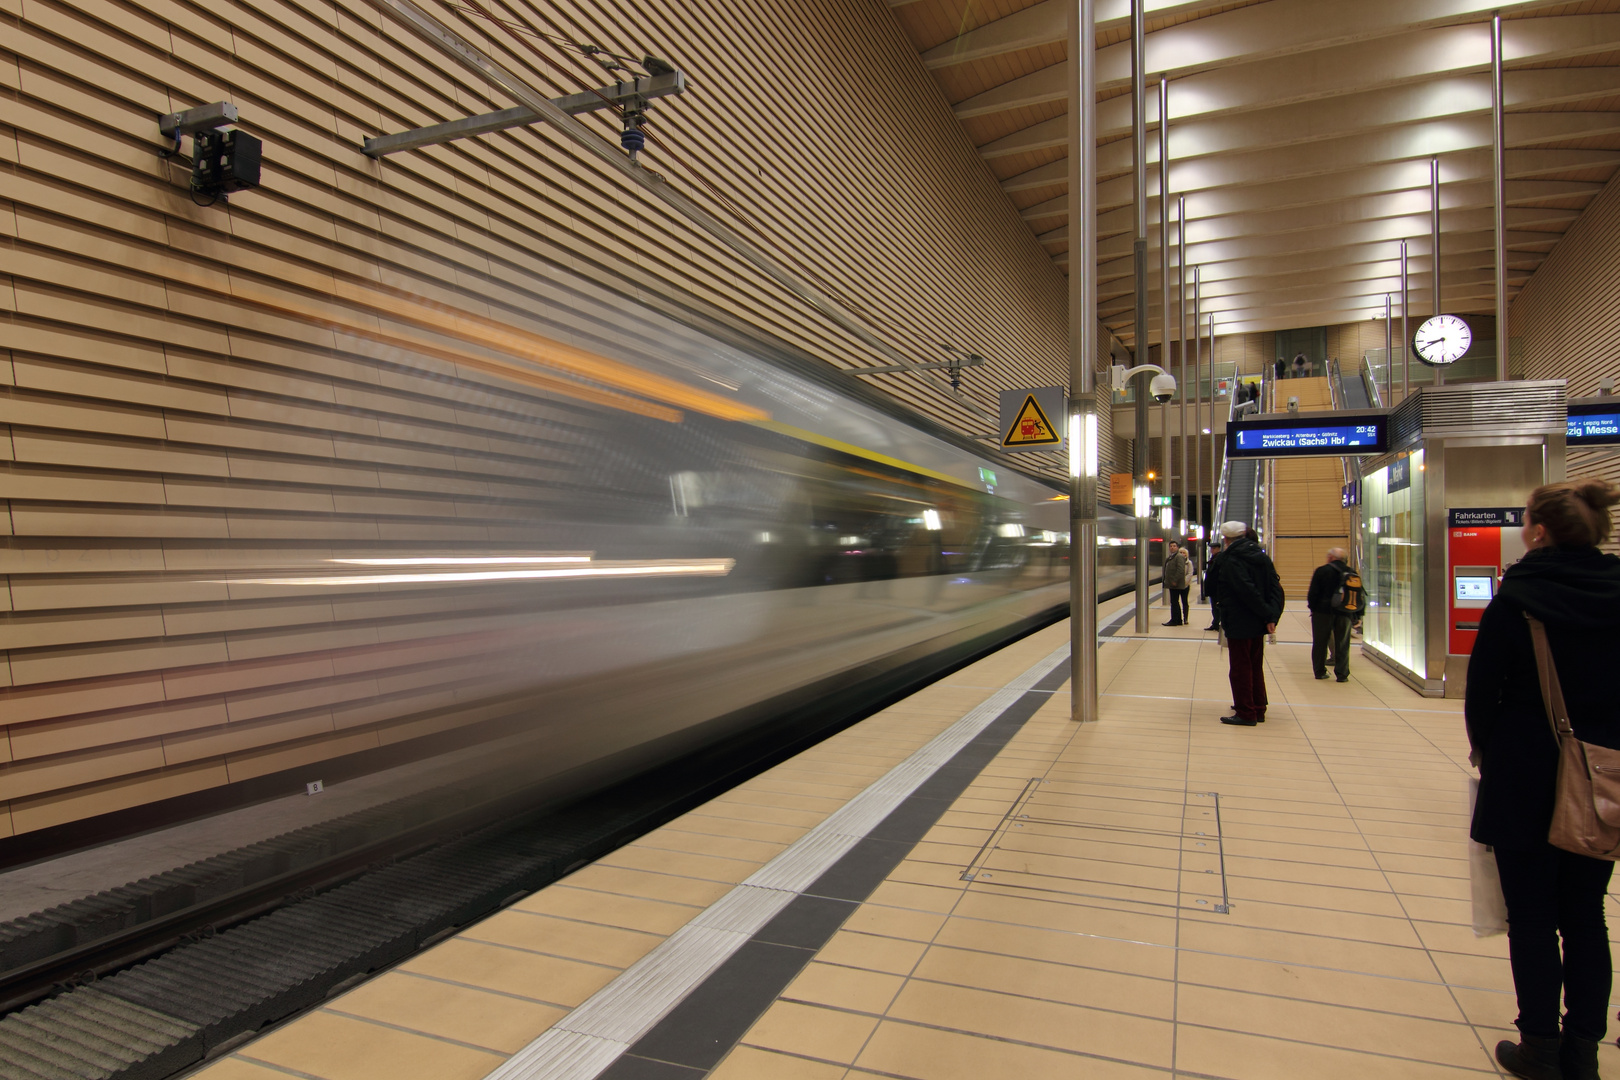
192, 591, 1620, 1080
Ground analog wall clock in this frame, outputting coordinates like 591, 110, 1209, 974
1413, 315, 1472, 366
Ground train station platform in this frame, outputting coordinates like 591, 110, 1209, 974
190, 594, 1618, 1080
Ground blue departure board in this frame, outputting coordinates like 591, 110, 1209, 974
1227, 412, 1389, 458
1568, 401, 1620, 446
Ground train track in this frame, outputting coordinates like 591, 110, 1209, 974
0, 603, 1104, 1080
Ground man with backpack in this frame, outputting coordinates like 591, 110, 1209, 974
1214, 521, 1285, 726
1306, 547, 1363, 682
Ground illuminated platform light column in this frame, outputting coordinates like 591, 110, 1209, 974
1068, 0, 1099, 722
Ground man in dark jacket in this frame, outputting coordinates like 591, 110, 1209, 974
1213, 521, 1284, 726
1306, 547, 1355, 682
1202, 539, 1223, 631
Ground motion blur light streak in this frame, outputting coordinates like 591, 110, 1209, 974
154, 262, 768, 424
329, 556, 593, 566
220, 559, 735, 586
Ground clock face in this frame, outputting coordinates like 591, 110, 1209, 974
1414, 314, 1472, 365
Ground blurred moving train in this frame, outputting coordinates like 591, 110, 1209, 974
0, 280, 1170, 943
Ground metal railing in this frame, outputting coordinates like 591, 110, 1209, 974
1359, 352, 1385, 409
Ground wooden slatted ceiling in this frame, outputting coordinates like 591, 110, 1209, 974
891, 0, 1620, 343
1511, 167, 1620, 553
0, 0, 1103, 834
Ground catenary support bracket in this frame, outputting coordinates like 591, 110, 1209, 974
362, 70, 686, 157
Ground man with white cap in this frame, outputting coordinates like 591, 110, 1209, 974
1213, 521, 1286, 726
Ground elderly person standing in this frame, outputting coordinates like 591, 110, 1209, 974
1213, 521, 1284, 726
1162, 540, 1192, 626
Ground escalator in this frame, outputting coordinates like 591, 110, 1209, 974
1216, 366, 1267, 532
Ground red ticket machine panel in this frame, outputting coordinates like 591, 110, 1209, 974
1447, 507, 1526, 655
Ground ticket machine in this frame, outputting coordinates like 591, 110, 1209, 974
1446, 509, 1526, 657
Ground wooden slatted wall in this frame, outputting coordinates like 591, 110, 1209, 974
1511, 169, 1620, 551
0, 0, 1088, 836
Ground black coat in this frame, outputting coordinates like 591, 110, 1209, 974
1214, 537, 1284, 640
1203, 550, 1222, 600
1466, 545, 1620, 848
1306, 559, 1350, 614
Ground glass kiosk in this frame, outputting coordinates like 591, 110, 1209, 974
1356, 382, 1567, 697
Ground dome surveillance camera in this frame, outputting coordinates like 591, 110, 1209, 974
1149, 372, 1177, 403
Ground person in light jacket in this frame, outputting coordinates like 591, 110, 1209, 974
1466, 480, 1620, 1080
1161, 540, 1192, 626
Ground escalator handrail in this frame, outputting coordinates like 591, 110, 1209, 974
1360, 352, 1385, 409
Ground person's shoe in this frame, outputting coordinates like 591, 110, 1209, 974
1203, 624, 1220, 631
1495, 1035, 1563, 1080
1336, 676, 1349, 683
1219, 715, 1258, 726
1163, 620, 1182, 626
1314, 672, 1330, 680
1561, 1034, 1601, 1080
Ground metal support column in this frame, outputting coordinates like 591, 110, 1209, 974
1492, 12, 1510, 381
1207, 313, 1216, 531
1067, 0, 1099, 723
1132, 0, 1150, 634
1432, 157, 1444, 387
1159, 77, 1175, 539
1384, 294, 1393, 402
1193, 262, 1205, 601
1177, 194, 1188, 554
1401, 239, 1410, 400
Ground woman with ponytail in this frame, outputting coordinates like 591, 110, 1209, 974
1467, 479, 1620, 1080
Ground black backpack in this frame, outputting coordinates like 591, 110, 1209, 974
1332, 565, 1366, 617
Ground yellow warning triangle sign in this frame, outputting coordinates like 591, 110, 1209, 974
1001, 394, 1061, 447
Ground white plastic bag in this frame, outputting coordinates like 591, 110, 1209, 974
1469, 778, 1509, 938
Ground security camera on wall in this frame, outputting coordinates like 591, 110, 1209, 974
1149, 373, 1177, 403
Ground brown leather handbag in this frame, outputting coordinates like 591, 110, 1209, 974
1525, 614, 1620, 860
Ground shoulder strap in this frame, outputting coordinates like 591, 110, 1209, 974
1523, 613, 1574, 744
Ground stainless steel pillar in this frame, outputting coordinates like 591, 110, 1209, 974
1432, 157, 1444, 387
1132, 0, 1149, 634
1492, 13, 1510, 382
1401, 239, 1410, 400
1193, 262, 1204, 600
1177, 192, 1188, 551
1206, 312, 1216, 535
1384, 294, 1392, 402
1159, 76, 1172, 537
1067, 0, 1099, 723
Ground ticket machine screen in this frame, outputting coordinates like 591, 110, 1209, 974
1454, 576, 1494, 603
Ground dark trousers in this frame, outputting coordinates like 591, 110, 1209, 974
1167, 587, 1189, 624
1494, 844, 1614, 1040
1207, 599, 1222, 629
1226, 635, 1268, 721
1310, 612, 1352, 678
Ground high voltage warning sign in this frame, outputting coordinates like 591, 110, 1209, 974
1001, 394, 1061, 448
